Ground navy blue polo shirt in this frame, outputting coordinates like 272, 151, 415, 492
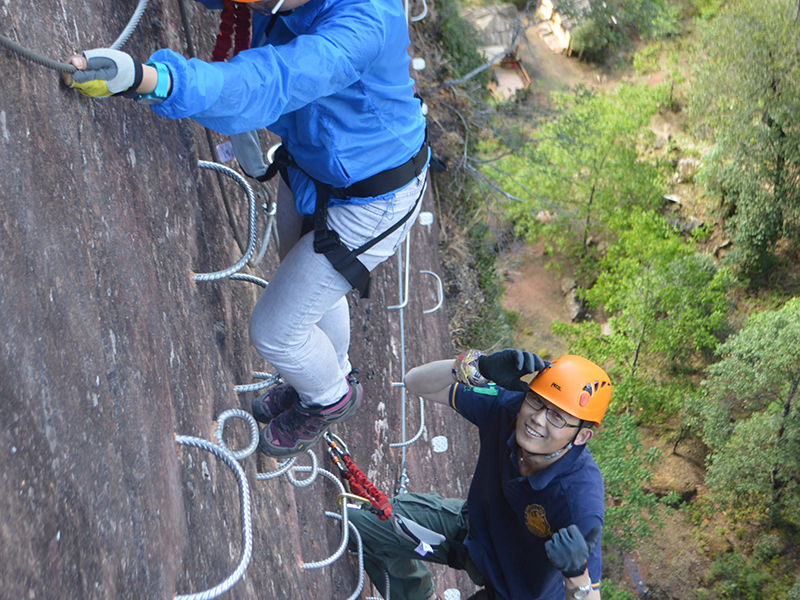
449, 384, 604, 600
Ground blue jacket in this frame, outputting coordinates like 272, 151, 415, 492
450, 384, 604, 600
149, 0, 427, 215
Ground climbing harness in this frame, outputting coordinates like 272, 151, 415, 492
259, 137, 441, 298
325, 432, 392, 521
0, 0, 150, 73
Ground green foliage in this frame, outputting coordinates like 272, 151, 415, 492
689, 298, 800, 525
751, 532, 784, 564
563, 0, 681, 60
570, 18, 614, 61
484, 83, 667, 281
434, 0, 490, 84
600, 579, 636, 600
661, 490, 684, 508
554, 211, 732, 419
590, 412, 661, 550
790, 574, 800, 600
632, 43, 661, 76
690, 0, 727, 21
707, 552, 772, 600
463, 223, 516, 349
690, 0, 800, 280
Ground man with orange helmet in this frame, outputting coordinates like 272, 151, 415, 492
349, 349, 611, 600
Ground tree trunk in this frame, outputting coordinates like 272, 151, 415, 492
771, 377, 798, 499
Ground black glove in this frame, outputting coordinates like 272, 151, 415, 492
477, 349, 548, 392
545, 524, 603, 578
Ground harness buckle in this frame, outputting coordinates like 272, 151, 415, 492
313, 227, 342, 254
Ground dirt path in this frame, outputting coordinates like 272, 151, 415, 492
497, 31, 601, 358
499, 244, 571, 359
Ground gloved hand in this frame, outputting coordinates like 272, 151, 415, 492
545, 524, 603, 578
452, 349, 489, 387
62, 49, 143, 97
477, 349, 548, 392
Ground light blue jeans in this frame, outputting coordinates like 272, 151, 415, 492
249, 167, 428, 406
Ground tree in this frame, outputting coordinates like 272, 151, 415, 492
589, 412, 661, 551
691, 0, 800, 280
481, 83, 667, 282
559, 0, 682, 60
554, 211, 732, 420
690, 298, 800, 525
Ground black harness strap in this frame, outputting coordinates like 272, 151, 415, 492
260, 142, 439, 298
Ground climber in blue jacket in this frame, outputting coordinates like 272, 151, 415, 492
63, 0, 430, 457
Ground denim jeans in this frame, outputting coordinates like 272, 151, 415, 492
249, 167, 428, 406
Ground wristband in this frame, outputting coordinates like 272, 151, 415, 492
135, 62, 171, 104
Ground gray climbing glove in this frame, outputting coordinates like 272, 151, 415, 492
477, 349, 548, 392
545, 524, 603, 578
68, 49, 142, 97
230, 130, 268, 180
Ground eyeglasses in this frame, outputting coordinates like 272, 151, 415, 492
523, 393, 581, 429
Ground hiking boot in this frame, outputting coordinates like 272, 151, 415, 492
258, 375, 363, 458
251, 382, 298, 424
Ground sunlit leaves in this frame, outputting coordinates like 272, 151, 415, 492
691, 0, 800, 278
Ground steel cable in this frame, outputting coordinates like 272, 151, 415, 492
174, 435, 253, 600
365, 569, 391, 600
193, 161, 257, 282
293, 467, 351, 570
390, 395, 425, 449
0, 0, 149, 74
228, 273, 268, 289
214, 409, 259, 460
233, 371, 280, 394
327, 512, 366, 600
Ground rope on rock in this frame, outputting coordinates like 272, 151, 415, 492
365, 569, 391, 600
233, 372, 280, 394
249, 195, 278, 268
293, 466, 352, 570
214, 409, 259, 460
328, 511, 367, 600
174, 434, 253, 600
0, 0, 150, 74
229, 273, 268, 289
193, 161, 257, 282
390, 395, 425, 449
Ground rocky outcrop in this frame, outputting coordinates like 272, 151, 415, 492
0, 2, 476, 598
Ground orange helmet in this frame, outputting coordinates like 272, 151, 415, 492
528, 355, 612, 426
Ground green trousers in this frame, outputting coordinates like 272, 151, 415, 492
347, 492, 487, 600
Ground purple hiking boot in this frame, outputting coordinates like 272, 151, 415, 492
258, 375, 363, 458
251, 382, 298, 424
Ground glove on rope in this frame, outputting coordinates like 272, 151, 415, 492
69, 49, 142, 98
452, 349, 489, 387
477, 349, 548, 392
545, 524, 603, 578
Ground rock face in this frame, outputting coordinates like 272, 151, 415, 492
673, 157, 702, 183
0, 3, 477, 599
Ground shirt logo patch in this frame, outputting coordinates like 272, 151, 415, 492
524, 504, 553, 537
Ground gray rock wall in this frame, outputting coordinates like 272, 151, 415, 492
0, 2, 477, 598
